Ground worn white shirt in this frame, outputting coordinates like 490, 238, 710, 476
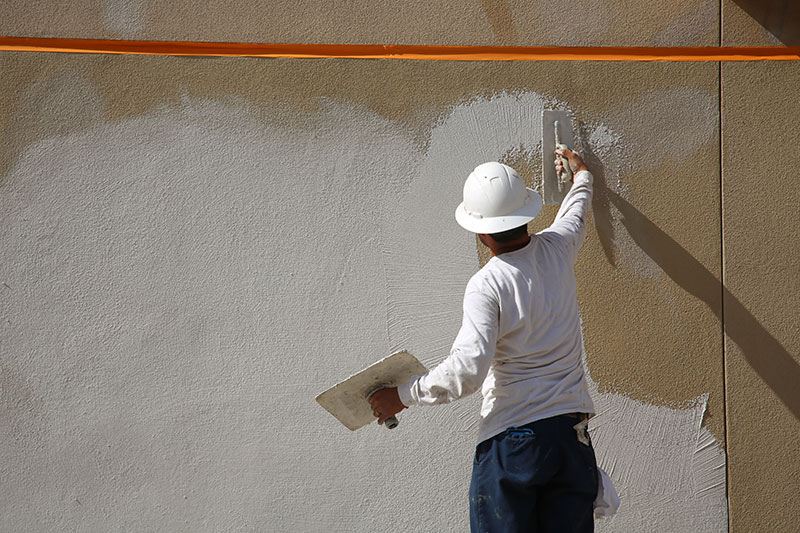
398, 170, 595, 443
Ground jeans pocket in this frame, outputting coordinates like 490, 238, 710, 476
505, 427, 536, 441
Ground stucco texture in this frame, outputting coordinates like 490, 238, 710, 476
2, 2, 799, 532
0, 0, 719, 45
0, 51, 730, 531
722, 61, 800, 533
722, 0, 800, 46
721, 8, 800, 532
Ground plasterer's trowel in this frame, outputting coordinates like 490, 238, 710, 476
542, 110, 575, 205
316, 351, 427, 431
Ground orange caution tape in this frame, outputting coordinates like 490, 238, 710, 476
1, 36, 799, 61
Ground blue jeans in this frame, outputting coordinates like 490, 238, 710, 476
469, 415, 598, 533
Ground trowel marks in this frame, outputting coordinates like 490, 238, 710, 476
0, 80, 723, 530
383, 92, 726, 531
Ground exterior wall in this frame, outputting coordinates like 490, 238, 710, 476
723, 5, 800, 531
0, 2, 796, 532
2, 1, 718, 45
723, 0, 800, 46
722, 61, 800, 532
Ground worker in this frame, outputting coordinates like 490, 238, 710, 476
369, 147, 599, 532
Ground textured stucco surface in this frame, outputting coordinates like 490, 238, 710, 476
3, 3, 799, 529
0, 0, 720, 45
0, 53, 729, 530
722, 0, 783, 45
722, 61, 800, 533
722, 0, 800, 46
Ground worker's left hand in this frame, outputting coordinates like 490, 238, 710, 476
368, 387, 406, 425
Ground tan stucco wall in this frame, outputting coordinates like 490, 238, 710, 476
0, 51, 728, 533
722, 7, 800, 531
722, 61, 800, 532
723, 0, 799, 46
2, 0, 718, 45
1, 1, 798, 531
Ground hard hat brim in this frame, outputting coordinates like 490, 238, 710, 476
455, 188, 543, 234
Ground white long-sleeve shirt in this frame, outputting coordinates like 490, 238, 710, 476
398, 170, 595, 443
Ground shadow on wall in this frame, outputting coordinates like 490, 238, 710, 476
733, 0, 800, 45
583, 144, 800, 422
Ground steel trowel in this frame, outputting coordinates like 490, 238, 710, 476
542, 110, 575, 205
316, 351, 427, 431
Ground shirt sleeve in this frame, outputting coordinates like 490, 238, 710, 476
397, 282, 499, 407
544, 169, 594, 264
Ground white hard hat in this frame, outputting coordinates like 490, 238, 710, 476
455, 162, 543, 234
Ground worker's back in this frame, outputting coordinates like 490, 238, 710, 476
397, 168, 596, 445
470, 227, 594, 443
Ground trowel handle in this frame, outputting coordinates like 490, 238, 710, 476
555, 143, 573, 188
367, 388, 400, 429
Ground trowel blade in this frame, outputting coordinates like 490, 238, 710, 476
315, 351, 427, 431
542, 110, 575, 205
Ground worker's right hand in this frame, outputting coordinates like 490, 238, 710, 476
369, 387, 406, 426
555, 147, 588, 179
